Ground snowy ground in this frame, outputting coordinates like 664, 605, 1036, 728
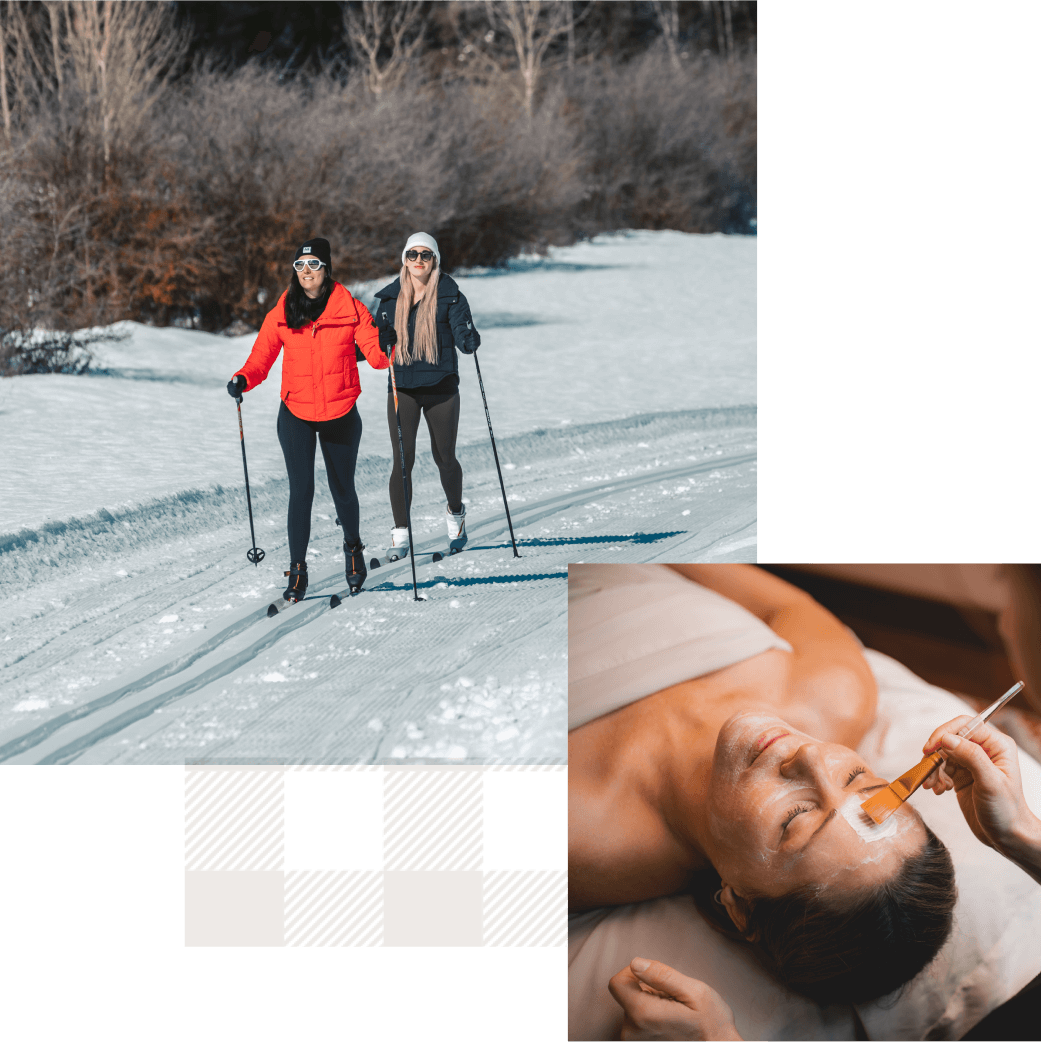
0, 231, 755, 764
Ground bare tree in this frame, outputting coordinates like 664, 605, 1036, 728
481, 1, 577, 118
342, 1, 425, 95
61, 2, 189, 180
565, 0, 574, 68
651, 1, 681, 71
0, 4, 74, 140
0, 8, 11, 142
45, 2, 64, 107
700, 0, 733, 59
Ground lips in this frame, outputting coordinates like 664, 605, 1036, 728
752, 729, 790, 763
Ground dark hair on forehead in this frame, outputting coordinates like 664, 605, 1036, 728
690, 822, 957, 1005
284, 261, 334, 331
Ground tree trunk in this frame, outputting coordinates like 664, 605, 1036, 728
47, 2, 63, 106
0, 18, 10, 142
566, 0, 574, 68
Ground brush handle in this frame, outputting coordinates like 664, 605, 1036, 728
920, 682, 1025, 788
956, 682, 1025, 742
891, 751, 946, 799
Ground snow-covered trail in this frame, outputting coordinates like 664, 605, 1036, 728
0, 230, 755, 763
0, 408, 754, 764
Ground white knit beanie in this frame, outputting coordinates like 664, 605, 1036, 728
402, 232, 440, 267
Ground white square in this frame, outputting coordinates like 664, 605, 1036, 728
482, 773, 566, 870
384, 871, 482, 946
284, 771, 384, 870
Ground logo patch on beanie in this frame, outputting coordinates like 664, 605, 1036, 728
302, 246, 312, 253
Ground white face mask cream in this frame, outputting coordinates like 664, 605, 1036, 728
840, 794, 899, 842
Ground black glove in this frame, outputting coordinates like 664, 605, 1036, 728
459, 333, 480, 355
226, 374, 246, 399
379, 325, 398, 356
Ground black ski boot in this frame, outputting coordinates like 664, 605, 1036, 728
282, 561, 308, 603
344, 540, 366, 594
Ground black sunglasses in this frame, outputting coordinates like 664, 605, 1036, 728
405, 250, 435, 262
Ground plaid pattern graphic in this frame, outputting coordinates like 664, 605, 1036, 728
384, 768, 484, 870
184, 765, 566, 947
285, 871, 383, 947
185, 766, 284, 870
483, 871, 569, 947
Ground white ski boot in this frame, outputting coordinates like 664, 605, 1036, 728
446, 504, 467, 553
387, 527, 410, 561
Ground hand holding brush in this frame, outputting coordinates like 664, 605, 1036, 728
862, 682, 1025, 825
919, 712, 1041, 866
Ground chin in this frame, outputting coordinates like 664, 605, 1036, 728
721, 707, 790, 734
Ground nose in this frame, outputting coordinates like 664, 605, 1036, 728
779, 741, 832, 786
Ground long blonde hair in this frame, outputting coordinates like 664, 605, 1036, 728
393, 262, 440, 365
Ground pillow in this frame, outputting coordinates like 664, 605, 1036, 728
568, 650, 1041, 1041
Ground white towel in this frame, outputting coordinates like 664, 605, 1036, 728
568, 564, 792, 731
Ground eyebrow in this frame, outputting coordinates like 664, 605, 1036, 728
798, 783, 890, 851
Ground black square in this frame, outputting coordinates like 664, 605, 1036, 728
285, 766, 383, 871
483, 771, 566, 866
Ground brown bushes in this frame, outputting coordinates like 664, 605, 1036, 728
0, 4, 755, 333
572, 47, 757, 234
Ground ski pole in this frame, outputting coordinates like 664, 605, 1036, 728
234, 392, 265, 566
389, 350, 420, 601
473, 352, 520, 558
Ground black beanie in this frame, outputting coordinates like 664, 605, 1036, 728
294, 237, 332, 268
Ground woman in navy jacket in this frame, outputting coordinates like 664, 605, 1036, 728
371, 232, 480, 556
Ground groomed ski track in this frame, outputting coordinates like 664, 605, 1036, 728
0, 406, 755, 764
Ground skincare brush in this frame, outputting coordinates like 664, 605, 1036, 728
862, 681, 1025, 825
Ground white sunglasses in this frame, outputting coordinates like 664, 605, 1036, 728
293, 258, 326, 272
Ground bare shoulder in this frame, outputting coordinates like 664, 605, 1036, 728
569, 713, 700, 911
569, 779, 693, 910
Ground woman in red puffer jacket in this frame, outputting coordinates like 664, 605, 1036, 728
227, 237, 392, 604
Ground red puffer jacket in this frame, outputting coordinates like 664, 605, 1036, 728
235, 282, 390, 422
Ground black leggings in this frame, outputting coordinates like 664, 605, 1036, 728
387, 388, 462, 527
277, 400, 363, 561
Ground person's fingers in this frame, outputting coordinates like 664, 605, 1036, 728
923, 715, 975, 754
923, 719, 1020, 784
629, 958, 704, 1007
609, 967, 655, 1017
939, 729, 1012, 787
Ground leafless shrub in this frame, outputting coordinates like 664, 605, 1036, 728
154, 62, 585, 324
0, 323, 124, 376
570, 47, 756, 234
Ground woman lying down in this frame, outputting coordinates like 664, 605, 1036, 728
568, 564, 957, 1019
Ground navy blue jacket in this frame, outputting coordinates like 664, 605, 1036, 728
372, 273, 480, 391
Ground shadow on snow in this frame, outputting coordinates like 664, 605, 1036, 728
370, 570, 568, 592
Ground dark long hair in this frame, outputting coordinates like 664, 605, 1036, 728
690, 822, 957, 1005
284, 264, 334, 330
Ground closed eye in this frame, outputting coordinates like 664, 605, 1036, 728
782, 767, 871, 834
